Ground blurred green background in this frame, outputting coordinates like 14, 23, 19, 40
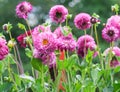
0, 0, 120, 71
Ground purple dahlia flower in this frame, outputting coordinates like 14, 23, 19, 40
49, 5, 68, 23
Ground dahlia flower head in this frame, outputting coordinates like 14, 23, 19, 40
32, 25, 51, 42
77, 35, 97, 58
33, 49, 56, 68
49, 5, 68, 23
16, 1, 32, 19
33, 32, 57, 54
103, 47, 120, 67
17, 30, 32, 48
102, 25, 119, 42
74, 13, 91, 30
57, 34, 76, 52
0, 37, 9, 60
54, 26, 72, 38
106, 15, 120, 37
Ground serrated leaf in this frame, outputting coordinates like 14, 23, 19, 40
31, 58, 42, 72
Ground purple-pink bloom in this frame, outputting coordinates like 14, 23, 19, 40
17, 30, 32, 48
32, 25, 51, 42
110, 60, 120, 67
49, 5, 68, 23
77, 35, 97, 58
106, 15, 120, 30
103, 47, 120, 57
33, 32, 57, 54
54, 26, 72, 38
0, 38, 9, 60
102, 26, 119, 42
33, 49, 56, 68
57, 35, 76, 52
104, 47, 120, 67
16, 1, 32, 19
74, 13, 91, 30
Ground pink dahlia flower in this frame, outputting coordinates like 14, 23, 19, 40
102, 26, 119, 42
57, 35, 76, 52
16, 1, 32, 19
33, 49, 56, 68
54, 26, 72, 38
32, 25, 51, 42
33, 32, 57, 54
74, 13, 91, 30
77, 35, 97, 58
106, 15, 120, 36
103, 47, 120, 57
49, 5, 68, 23
103, 47, 120, 67
110, 60, 120, 67
0, 38, 9, 60
17, 30, 32, 48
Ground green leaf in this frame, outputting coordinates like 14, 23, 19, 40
25, 48, 32, 58
17, 23, 26, 30
114, 66, 120, 74
2, 54, 16, 64
31, 58, 42, 72
114, 83, 120, 92
91, 68, 101, 85
14, 74, 21, 86
103, 86, 113, 92
0, 62, 4, 76
0, 82, 13, 92
86, 49, 94, 63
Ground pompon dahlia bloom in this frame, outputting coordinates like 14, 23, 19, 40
106, 15, 120, 31
17, 30, 32, 48
74, 13, 91, 30
0, 38, 9, 60
49, 5, 68, 23
54, 26, 72, 38
102, 26, 119, 42
33, 49, 56, 68
32, 25, 51, 42
33, 32, 57, 54
16, 1, 32, 19
103, 47, 120, 57
57, 35, 76, 52
103, 47, 120, 67
77, 35, 97, 58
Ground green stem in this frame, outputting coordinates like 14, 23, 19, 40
8, 55, 19, 91
68, 71, 72, 92
8, 31, 20, 74
94, 24, 104, 69
91, 25, 93, 36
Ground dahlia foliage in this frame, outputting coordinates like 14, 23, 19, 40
1, 1, 120, 92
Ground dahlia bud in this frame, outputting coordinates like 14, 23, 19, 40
111, 4, 119, 13
24, 36, 32, 45
90, 17, 100, 24
8, 40, 16, 48
66, 14, 72, 19
2, 24, 8, 31
2, 23, 12, 32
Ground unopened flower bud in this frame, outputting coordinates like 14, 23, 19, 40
90, 17, 100, 24
8, 40, 16, 48
24, 36, 31, 45
2, 24, 8, 31
67, 14, 72, 19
